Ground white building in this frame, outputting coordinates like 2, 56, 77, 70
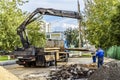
46, 32, 64, 40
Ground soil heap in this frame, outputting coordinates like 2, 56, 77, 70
88, 61, 120, 80
0, 66, 20, 80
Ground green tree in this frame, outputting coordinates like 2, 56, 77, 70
27, 19, 46, 47
0, 0, 27, 50
0, 0, 46, 51
84, 0, 119, 48
110, 4, 120, 45
64, 28, 79, 47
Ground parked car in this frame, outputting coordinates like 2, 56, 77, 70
0, 50, 9, 55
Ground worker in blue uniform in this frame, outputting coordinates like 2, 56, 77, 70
91, 52, 96, 63
96, 47, 104, 68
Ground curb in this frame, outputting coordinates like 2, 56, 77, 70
0, 60, 17, 66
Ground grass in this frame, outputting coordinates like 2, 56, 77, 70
81, 53, 92, 57
0, 55, 11, 61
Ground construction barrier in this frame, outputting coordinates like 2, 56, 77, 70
106, 46, 120, 60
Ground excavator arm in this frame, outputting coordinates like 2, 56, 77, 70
17, 8, 82, 49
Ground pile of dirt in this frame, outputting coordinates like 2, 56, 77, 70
47, 64, 96, 80
88, 61, 120, 80
0, 66, 20, 80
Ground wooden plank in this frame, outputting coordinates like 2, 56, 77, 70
66, 48, 89, 51
45, 48, 60, 50
45, 48, 89, 51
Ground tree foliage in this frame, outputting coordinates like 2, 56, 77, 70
84, 0, 119, 49
0, 0, 26, 50
27, 19, 46, 47
0, 0, 46, 51
110, 4, 120, 45
64, 28, 79, 47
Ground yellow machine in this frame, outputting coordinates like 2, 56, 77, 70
45, 40, 69, 62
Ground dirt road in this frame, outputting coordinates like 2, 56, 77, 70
3, 64, 52, 80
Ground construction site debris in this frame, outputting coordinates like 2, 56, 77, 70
0, 66, 20, 80
47, 64, 96, 80
88, 61, 120, 80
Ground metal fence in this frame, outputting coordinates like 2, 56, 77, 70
106, 46, 120, 60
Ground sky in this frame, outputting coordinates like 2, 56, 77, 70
20, 0, 85, 32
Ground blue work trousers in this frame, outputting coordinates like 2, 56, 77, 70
98, 57, 104, 68
92, 56, 96, 63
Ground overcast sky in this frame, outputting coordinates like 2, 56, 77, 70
20, 0, 85, 32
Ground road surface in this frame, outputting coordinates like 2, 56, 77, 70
3, 58, 114, 80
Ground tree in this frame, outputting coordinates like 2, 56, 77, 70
0, 0, 27, 50
84, 0, 119, 49
0, 0, 46, 51
110, 4, 120, 45
27, 19, 46, 47
64, 28, 79, 47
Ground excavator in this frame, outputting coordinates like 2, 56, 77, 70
13, 8, 82, 67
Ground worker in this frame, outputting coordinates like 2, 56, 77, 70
91, 52, 96, 63
96, 46, 104, 68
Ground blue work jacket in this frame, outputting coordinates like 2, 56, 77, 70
96, 49, 104, 58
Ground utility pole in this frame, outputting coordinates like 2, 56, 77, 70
77, 0, 82, 48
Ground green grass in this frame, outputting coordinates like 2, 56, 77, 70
0, 55, 10, 61
81, 53, 92, 57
